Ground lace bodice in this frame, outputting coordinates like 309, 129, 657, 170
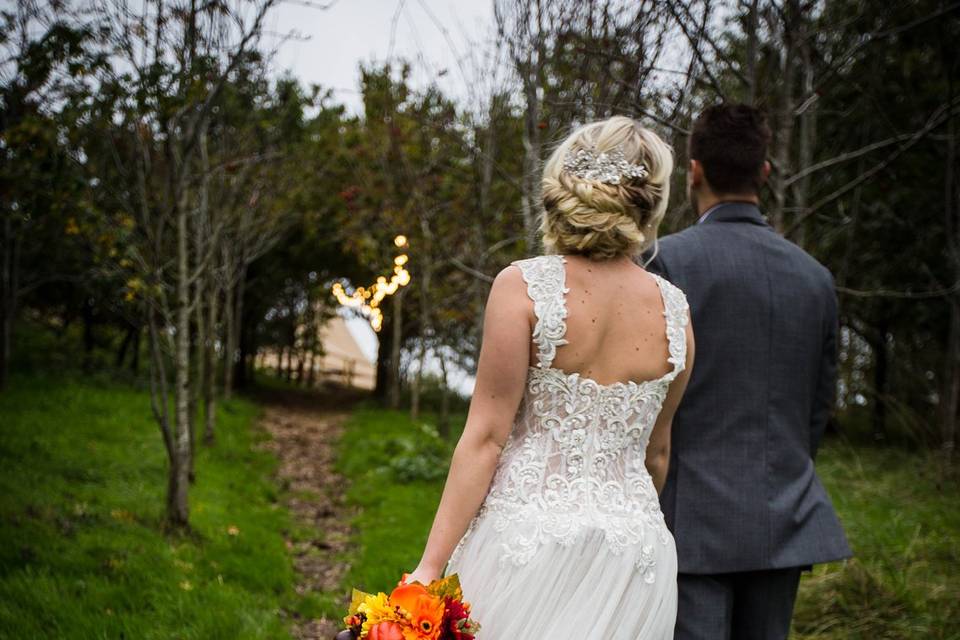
452, 255, 689, 581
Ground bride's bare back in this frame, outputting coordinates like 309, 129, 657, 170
529, 254, 673, 386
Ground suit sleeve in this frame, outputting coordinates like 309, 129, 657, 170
811, 276, 839, 459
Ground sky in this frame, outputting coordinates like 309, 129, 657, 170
266, 0, 496, 113
266, 0, 493, 394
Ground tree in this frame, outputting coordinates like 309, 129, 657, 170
87, 0, 281, 527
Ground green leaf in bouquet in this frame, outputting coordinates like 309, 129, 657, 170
427, 573, 463, 600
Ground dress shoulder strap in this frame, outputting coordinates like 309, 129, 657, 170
512, 255, 569, 369
651, 274, 690, 381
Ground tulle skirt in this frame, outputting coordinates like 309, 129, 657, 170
446, 514, 678, 639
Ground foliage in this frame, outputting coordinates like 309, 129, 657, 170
0, 373, 299, 639
385, 425, 452, 483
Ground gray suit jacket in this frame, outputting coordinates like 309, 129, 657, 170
647, 202, 852, 574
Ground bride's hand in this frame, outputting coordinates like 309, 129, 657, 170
403, 564, 441, 586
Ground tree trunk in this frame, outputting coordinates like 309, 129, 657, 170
294, 317, 305, 384
0, 212, 18, 391
306, 348, 316, 388
411, 263, 432, 421
82, 297, 96, 372
189, 283, 202, 482
472, 99, 499, 365
130, 325, 141, 373
942, 92, 958, 469
374, 318, 390, 402
202, 283, 218, 445
116, 322, 137, 368
520, 59, 542, 252
388, 289, 404, 409
411, 336, 426, 420
234, 299, 254, 392
231, 264, 248, 391
770, 1, 799, 232
284, 340, 294, 382
872, 317, 889, 443
943, 299, 959, 469
223, 267, 236, 398
148, 309, 174, 462
792, 28, 816, 249
438, 349, 451, 440
169, 201, 192, 528
744, 0, 759, 105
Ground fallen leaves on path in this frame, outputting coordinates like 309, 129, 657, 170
257, 387, 365, 640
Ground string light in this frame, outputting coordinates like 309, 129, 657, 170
331, 235, 411, 332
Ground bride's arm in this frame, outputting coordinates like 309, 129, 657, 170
645, 319, 695, 494
406, 266, 532, 583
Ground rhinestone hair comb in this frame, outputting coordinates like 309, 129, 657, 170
562, 146, 649, 185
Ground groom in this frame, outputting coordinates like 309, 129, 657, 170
646, 104, 852, 639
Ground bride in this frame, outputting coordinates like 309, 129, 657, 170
404, 116, 695, 639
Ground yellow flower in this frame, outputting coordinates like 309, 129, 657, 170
358, 592, 406, 637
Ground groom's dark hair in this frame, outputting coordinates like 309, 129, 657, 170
689, 104, 771, 195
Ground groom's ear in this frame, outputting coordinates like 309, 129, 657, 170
760, 160, 772, 184
688, 159, 704, 187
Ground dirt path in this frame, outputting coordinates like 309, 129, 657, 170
257, 387, 363, 640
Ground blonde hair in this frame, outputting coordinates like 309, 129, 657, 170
540, 116, 673, 260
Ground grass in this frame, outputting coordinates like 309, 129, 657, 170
791, 443, 960, 639
0, 373, 297, 640
317, 407, 960, 640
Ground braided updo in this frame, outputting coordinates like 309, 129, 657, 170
540, 116, 673, 260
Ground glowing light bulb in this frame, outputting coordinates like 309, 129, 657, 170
331, 234, 413, 331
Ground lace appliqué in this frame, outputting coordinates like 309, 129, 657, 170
450, 256, 690, 585
652, 274, 689, 381
513, 255, 568, 369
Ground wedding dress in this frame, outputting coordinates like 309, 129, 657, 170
446, 254, 688, 639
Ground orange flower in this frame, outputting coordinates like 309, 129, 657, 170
368, 621, 404, 640
390, 583, 445, 640
390, 582, 429, 613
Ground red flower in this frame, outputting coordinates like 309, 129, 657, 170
441, 597, 476, 640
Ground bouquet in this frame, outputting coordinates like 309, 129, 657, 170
334, 574, 480, 640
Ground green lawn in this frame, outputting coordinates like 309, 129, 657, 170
0, 375, 297, 639
322, 408, 960, 640
792, 443, 960, 639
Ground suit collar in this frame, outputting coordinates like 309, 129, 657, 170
699, 201, 770, 227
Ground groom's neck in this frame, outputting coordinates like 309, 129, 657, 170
694, 191, 760, 217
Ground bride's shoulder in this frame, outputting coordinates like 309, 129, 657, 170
490, 261, 531, 298
481, 263, 536, 325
